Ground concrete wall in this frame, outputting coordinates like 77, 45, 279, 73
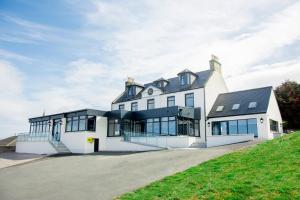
207, 114, 269, 139
204, 71, 228, 115
130, 136, 200, 148
16, 141, 57, 154
266, 90, 283, 137
104, 137, 161, 151
206, 134, 254, 147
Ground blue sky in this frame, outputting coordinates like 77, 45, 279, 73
1, 0, 300, 138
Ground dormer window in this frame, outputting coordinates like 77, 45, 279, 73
178, 69, 196, 86
153, 78, 169, 88
180, 74, 191, 85
128, 86, 135, 96
248, 102, 257, 108
216, 106, 224, 112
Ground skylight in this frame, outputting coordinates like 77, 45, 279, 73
232, 104, 240, 110
216, 106, 224, 112
248, 102, 257, 108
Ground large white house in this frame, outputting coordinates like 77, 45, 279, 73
16, 56, 283, 154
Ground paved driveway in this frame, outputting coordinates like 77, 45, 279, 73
0, 141, 259, 200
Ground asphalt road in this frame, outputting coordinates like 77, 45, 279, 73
0, 141, 259, 200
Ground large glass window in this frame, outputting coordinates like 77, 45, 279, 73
212, 122, 221, 135
131, 102, 138, 111
147, 99, 155, 110
161, 117, 168, 135
66, 115, 96, 132
167, 96, 175, 107
87, 116, 96, 131
228, 120, 238, 134
248, 119, 258, 136
180, 74, 191, 85
220, 122, 228, 135
66, 118, 72, 132
30, 120, 50, 134
72, 116, 79, 132
146, 119, 154, 133
108, 119, 120, 137
79, 116, 86, 131
153, 118, 160, 134
270, 119, 278, 132
185, 93, 194, 107
238, 120, 247, 134
169, 117, 176, 136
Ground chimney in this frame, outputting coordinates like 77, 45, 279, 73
209, 54, 222, 73
125, 77, 134, 87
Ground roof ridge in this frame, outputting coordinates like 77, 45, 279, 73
218, 86, 273, 96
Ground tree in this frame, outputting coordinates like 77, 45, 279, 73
275, 80, 300, 129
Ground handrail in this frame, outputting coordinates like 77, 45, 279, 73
123, 131, 169, 148
16, 132, 60, 146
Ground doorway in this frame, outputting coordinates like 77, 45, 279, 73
94, 138, 99, 152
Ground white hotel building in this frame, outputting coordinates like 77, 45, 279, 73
16, 56, 283, 154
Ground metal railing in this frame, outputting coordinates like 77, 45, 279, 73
17, 132, 61, 146
124, 131, 170, 148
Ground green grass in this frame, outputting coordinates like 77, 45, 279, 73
119, 132, 300, 200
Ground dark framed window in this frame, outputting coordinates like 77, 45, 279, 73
30, 120, 50, 134
180, 74, 191, 85
131, 102, 138, 111
167, 96, 175, 107
212, 119, 258, 135
128, 86, 135, 96
194, 120, 200, 137
270, 119, 278, 132
108, 119, 120, 137
147, 99, 155, 110
65, 115, 96, 132
146, 118, 161, 135
185, 93, 194, 107
119, 104, 125, 110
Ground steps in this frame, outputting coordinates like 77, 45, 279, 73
49, 141, 71, 154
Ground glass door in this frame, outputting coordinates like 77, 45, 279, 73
52, 119, 61, 142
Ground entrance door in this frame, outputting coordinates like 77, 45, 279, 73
52, 119, 61, 142
94, 138, 99, 152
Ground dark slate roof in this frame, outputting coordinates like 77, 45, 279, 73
114, 69, 213, 103
207, 86, 273, 118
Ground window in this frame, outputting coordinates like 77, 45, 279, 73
87, 116, 96, 131
131, 102, 138, 111
228, 120, 238, 134
169, 117, 176, 135
30, 120, 50, 134
270, 119, 279, 132
212, 119, 257, 135
71, 116, 79, 132
232, 104, 240, 110
180, 74, 191, 85
66, 118, 72, 132
153, 118, 160, 134
248, 102, 257, 108
79, 116, 86, 131
167, 96, 175, 107
147, 99, 155, 110
185, 93, 194, 107
108, 119, 120, 137
194, 120, 200, 137
212, 122, 221, 135
128, 86, 135, 96
66, 115, 96, 132
216, 106, 224, 112
119, 104, 125, 110
161, 117, 168, 135
146, 119, 154, 133
238, 120, 247, 134
248, 119, 258, 136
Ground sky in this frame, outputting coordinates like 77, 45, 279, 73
0, 0, 300, 139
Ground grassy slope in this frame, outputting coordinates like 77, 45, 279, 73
119, 132, 300, 200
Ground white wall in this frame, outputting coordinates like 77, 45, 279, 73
130, 136, 200, 148
206, 134, 254, 147
16, 141, 57, 154
267, 90, 283, 136
204, 71, 228, 116
207, 114, 270, 139
104, 137, 161, 151
61, 116, 108, 153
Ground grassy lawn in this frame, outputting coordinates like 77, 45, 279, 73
119, 132, 300, 200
